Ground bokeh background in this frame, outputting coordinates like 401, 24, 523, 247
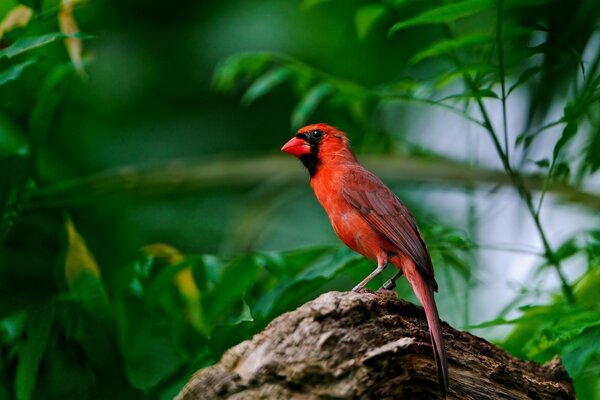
1, 0, 599, 398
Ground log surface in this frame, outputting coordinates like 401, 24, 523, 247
177, 291, 574, 399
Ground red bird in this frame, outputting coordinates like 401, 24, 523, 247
281, 123, 448, 395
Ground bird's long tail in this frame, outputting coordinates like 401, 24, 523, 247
400, 259, 448, 397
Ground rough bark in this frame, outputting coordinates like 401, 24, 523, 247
177, 291, 574, 399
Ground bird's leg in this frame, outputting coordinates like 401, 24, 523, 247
352, 255, 388, 293
380, 270, 404, 291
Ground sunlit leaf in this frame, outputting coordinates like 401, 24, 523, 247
410, 34, 494, 64
291, 82, 333, 129
58, 0, 86, 78
0, 5, 33, 39
64, 216, 101, 288
389, 0, 492, 35
560, 327, 600, 378
241, 67, 290, 106
525, 309, 600, 358
355, 4, 388, 42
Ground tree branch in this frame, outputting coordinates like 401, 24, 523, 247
176, 291, 574, 399
27, 155, 600, 210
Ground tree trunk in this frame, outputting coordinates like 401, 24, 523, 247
176, 291, 574, 399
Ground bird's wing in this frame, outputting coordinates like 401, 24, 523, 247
342, 167, 436, 286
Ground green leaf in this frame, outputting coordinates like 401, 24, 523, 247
552, 121, 578, 161
29, 63, 73, 143
440, 88, 498, 101
551, 161, 570, 182
203, 255, 261, 327
354, 4, 388, 42
507, 66, 542, 95
241, 67, 290, 106
0, 33, 66, 59
554, 238, 579, 262
116, 300, 185, 391
209, 300, 255, 356
301, 0, 333, 8
291, 82, 333, 129
389, 0, 492, 35
559, 327, 600, 378
434, 63, 497, 88
0, 113, 29, 157
212, 53, 272, 93
582, 124, 600, 174
16, 0, 42, 12
253, 248, 360, 320
16, 303, 56, 400
504, 0, 552, 8
410, 34, 494, 64
0, 58, 37, 87
525, 309, 600, 358
534, 158, 549, 168
0, 155, 30, 242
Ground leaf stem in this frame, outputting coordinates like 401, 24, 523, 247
441, 15, 576, 303
496, 0, 510, 162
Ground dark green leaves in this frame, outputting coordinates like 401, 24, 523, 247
212, 53, 273, 93
291, 82, 332, 129
355, 4, 388, 41
553, 122, 578, 161
241, 67, 290, 106
16, 0, 43, 12
0, 58, 37, 87
0, 155, 30, 242
15, 303, 56, 400
410, 34, 495, 64
390, 0, 493, 35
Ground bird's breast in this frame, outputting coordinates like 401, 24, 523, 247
311, 171, 385, 261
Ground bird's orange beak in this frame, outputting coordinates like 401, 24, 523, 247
281, 136, 310, 157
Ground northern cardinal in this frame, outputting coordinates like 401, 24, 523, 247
282, 123, 448, 395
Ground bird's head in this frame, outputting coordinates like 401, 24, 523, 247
281, 123, 354, 177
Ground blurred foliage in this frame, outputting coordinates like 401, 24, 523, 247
0, 0, 599, 398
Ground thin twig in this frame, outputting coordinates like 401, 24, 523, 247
496, 0, 510, 162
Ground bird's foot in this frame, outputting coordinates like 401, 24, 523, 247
352, 285, 377, 295
351, 284, 364, 293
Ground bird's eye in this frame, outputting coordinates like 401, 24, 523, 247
311, 129, 323, 139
